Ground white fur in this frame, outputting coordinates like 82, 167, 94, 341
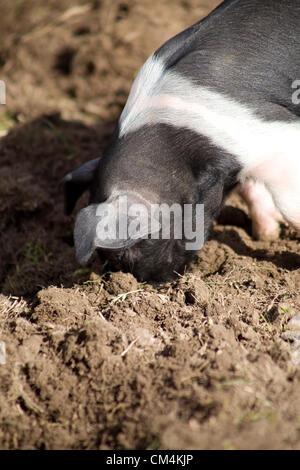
120, 54, 165, 133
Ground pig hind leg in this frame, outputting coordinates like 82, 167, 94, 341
262, 154, 300, 234
237, 179, 286, 241
267, 178, 300, 234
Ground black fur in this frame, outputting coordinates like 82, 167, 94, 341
156, 0, 300, 121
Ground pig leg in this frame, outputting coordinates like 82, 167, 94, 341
259, 156, 300, 235
266, 179, 300, 234
282, 314, 300, 366
237, 179, 286, 241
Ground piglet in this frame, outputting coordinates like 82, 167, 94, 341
64, 0, 300, 281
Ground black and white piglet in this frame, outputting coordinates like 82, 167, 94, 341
64, 0, 300, 281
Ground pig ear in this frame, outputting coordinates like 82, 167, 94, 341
63, 157, 101, 215
73, 193, 161, 265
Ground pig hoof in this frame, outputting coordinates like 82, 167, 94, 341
251, 217, 281, 241
282, 314, 300, 365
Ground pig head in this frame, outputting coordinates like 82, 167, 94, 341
64, 125, 240, 281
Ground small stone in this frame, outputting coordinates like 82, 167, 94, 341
0, 341, 6, 365
183, 278, 210, 305
282, 330, 300, 341
292, 339, 300, 351
282, 315, 300, 366
287, 314, 300, 331
291, 349, 300, 366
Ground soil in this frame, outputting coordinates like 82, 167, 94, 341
0, 0, 299, 450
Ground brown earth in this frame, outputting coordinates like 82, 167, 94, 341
0, 0, 300, 450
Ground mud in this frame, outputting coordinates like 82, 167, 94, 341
0, 0, 299, 450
